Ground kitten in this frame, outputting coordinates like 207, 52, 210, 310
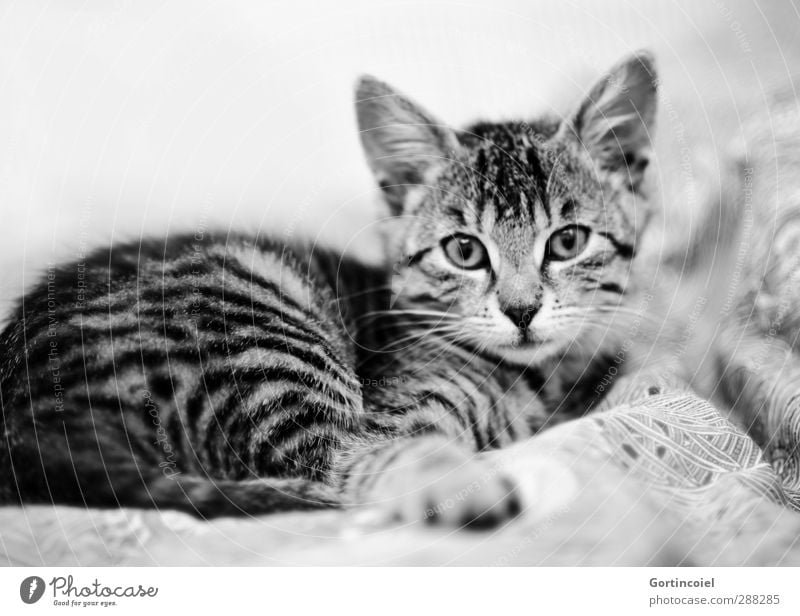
0, 52, 657, 527
347, 51, 657, 524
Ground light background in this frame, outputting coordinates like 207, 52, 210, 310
1, 0, 797, 322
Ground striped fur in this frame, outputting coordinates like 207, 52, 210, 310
345, 51, 658, 524
0, 235, 379, 516
0, 52, 659, 525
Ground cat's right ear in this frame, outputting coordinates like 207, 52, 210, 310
355, 76, 461, 215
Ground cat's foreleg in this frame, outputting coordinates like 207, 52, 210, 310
336, 408, 522, 528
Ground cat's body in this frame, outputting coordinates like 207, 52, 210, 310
0, 235, 374, 515
0, 52, 659, 525
0, 232, 546, 521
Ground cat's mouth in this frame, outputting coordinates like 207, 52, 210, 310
489, 338, 564, 366
471, 326, 566, 365
518, 327, 547, 345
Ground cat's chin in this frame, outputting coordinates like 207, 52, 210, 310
488, 340, 567, 367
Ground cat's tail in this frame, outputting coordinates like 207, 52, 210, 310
632, 144, 749, 396
5, 450, 341, 518
3, 402, 344, 519
677, 141, 757, 398
127, 473, 341, 518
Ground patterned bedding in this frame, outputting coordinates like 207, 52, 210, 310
3, 366, 798, 566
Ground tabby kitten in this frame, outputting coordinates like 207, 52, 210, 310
0, 52, 657, 527
346, 52, 657, 525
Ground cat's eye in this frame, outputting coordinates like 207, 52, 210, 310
441, 234, 489, 270
546, 225, 591, 261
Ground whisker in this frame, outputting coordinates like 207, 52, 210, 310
357, 318, 466, 337
554, 306, 659, 326
332, 283, 394, 302
355, 309, 460, 324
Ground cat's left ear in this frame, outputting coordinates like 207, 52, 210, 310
564, 51, 658, 190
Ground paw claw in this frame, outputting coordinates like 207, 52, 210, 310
377, 459, 523, 530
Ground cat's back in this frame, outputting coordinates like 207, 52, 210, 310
1, 233, 360, 375
0, 232, 370, 448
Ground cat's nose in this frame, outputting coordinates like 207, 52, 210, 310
503, 304, 538, 330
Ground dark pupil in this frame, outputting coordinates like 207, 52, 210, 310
457, 239, 474, 261
559, 230, 576, 251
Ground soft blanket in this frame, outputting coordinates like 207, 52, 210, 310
2, 364, 798, 565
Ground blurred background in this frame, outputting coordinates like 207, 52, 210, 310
1, 0, 798, 322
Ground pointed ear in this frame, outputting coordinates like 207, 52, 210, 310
355, 75, 461, 214
565, 51, 658, 190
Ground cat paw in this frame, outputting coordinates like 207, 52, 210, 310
380, 459, 523, 529
422, 463, 523, 529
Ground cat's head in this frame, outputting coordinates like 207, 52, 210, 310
355, 52, 658, 364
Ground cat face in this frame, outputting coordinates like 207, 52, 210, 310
356, 52, 658, 364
